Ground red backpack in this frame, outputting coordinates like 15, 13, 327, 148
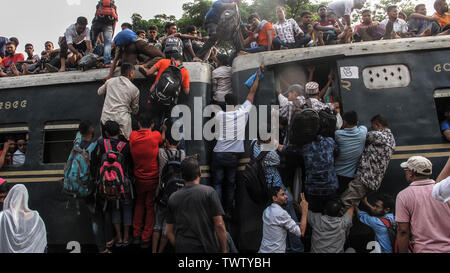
95, 0, 118, 23
98, 139, 130, 202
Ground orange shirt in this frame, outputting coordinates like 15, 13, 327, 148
154, 59, 190, 89
434, 12, 450, 28
252, 22, 275, 47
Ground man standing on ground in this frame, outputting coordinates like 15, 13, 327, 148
396, 156, 450, 253
259, 189, 308, 253
211, 66, 262, 218
97, 63, 139, 141
59, 16, 93, 72
166, 157, 228, 253
129, 113, 165, 249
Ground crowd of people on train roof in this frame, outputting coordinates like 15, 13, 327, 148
1, 0, 450, 254
2, 0, 450, 78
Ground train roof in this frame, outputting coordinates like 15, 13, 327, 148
0, 62, 212, 90
232, 35, 450, 73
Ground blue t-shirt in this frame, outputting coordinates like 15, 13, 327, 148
335, 126, 368, 178
113, 29, 137, 47
358, 211, 394, 253
205, 0, 234, 24
441, 120, 450, 132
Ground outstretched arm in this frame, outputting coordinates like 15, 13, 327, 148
247, 66, 264, 104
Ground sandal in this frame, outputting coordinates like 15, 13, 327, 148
106, 239, 115, 249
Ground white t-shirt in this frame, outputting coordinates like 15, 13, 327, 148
213, 100, 253, 153
328, 0, 354, 18
65, 24, 91, 45
212, 66, 232, 103
381, 18, 409, 34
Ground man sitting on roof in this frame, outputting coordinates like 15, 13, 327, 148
433, 0, 450, 31
0, 42, 24, 77
353, 10, 385, 41
409, 4, 448, 36
381, 5, 410, 39
314, 5, 342, 45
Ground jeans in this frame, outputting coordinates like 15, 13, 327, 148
133, 179, 158, 243
90, 21, 113, 64
211, 152, 239, 214
111, 198, 133, 226
198, 22, 243, 60
86, 198, 114, 253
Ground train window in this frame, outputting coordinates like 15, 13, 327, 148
433, 89, 450, 141
0, 123, 29, 168
362, 65, 410, 89
43, 121, 80, 164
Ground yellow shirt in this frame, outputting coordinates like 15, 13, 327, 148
434, 12, 450, 28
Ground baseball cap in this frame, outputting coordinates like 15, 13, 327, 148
285, 84, 305, 97
305, 82, 319, 95
400, 156, 432, 176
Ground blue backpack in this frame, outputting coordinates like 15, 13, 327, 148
63, 139, 97, 198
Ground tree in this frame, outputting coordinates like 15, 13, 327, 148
353, 0, 416, 23
131, 13, 177, 33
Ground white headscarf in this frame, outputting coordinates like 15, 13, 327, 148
0, 184, 47, 253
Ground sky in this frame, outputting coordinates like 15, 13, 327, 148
0, 0, 439, 55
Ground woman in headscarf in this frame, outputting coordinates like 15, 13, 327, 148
0, 184, 47, 253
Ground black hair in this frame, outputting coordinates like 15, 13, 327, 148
181, 157, 201, 182
371, 114, 389, 127
76, 16, 88, 26
6, 41, 16, 48
317, 5, 327, 12
343, 111, 358, 126
166, 129, 180, 146
216, 54, 229, 66
269, 186, 283, 199
375, 193, 395, 213
121, 63, 135, 76
0, 181, 10, 194
323, 199, 342, 217
186, 25, 197, 34
121, 22, 133, 29
148, 25, 158, 32
9, 37, 19, 47
45, 41, 53, 47
415, 4, 426, 11
25, 43, 33, 49
165, 22, 177, 32
362, 9, 372, 15
136, 30, 146, 36
248, 13, 261, 23
137, 112, 154, 129
170, 52, 183, 62
387, 5, 398, 12
225, 93, 238, 106
301, 11, 312, 18
79, 120, 93, 136
104, 120, 121, 137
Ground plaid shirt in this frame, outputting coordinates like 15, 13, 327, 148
273, 19, 303, 44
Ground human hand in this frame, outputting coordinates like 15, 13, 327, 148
328, 73, 335, 81
307, 66, 316, 74
257, 65, 264, 77
300, 193, 308, 212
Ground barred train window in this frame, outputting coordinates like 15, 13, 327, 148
43, 121, 80, 164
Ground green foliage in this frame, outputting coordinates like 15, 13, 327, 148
353, 0, 416, 23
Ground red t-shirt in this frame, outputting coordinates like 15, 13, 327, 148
129, 129, 162, 181
314, 19, 339, 28
154, 59, 190, 90
1, 53, 25, 69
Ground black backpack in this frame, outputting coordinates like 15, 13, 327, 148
289, 99, 321, 146
155, 149, 185, 207
163, 37, 183, 55
217, 9, 240, 41
242, 142, 270, 205
318, 108, 337, 138
149, 61, 184, 107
